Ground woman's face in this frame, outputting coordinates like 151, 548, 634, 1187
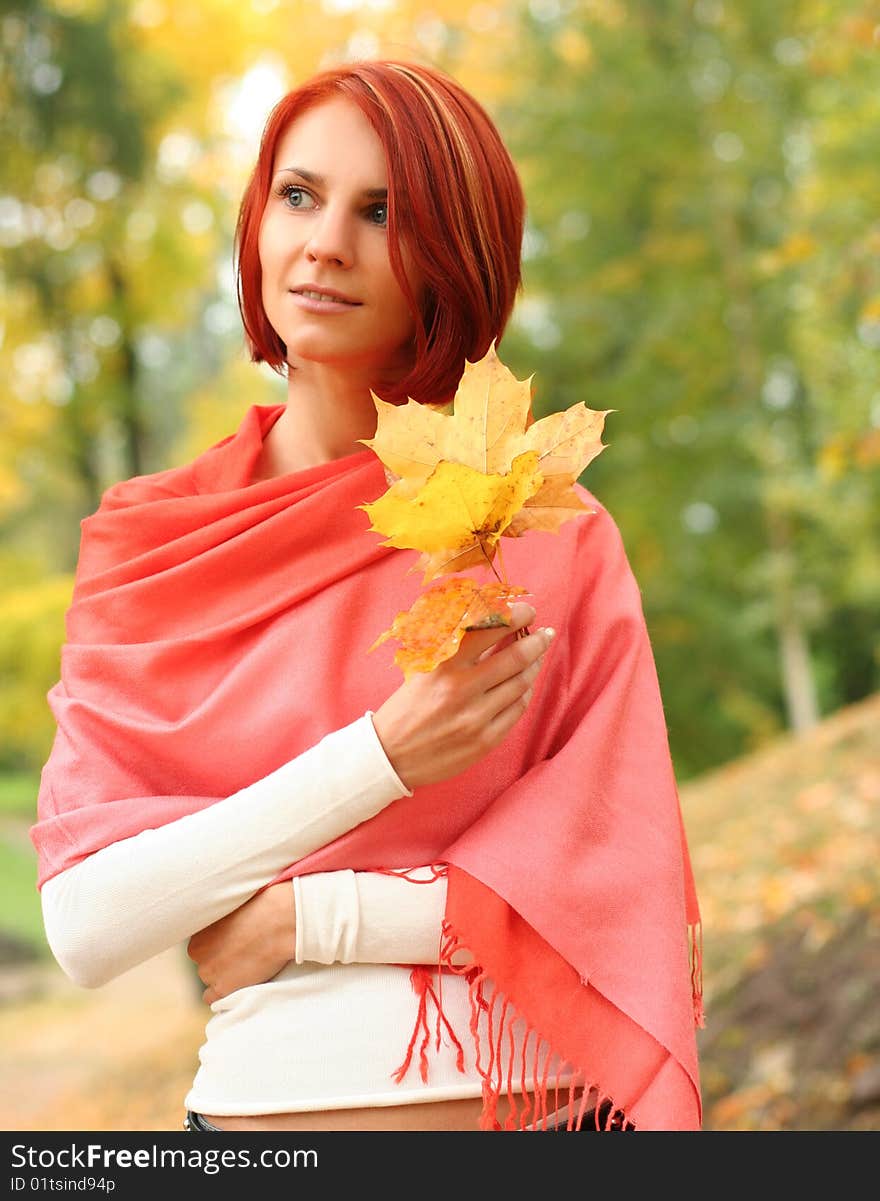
258, 97, 424, 381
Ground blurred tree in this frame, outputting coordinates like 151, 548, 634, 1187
0, 570, 71, 771
0, 0, 218, 564
496, 0, 880, 776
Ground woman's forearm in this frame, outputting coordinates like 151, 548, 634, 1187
295, 867, 453, 966
40, 712, 411, 988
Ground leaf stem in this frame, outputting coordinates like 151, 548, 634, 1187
495, 538, 510, 587
479, 539, 504, 583
486, 537, 529, 639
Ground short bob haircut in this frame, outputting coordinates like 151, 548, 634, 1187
235, 59, 526, 405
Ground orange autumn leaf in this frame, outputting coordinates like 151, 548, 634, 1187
370, 578, 529, 677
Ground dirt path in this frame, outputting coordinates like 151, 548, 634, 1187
0, 948, 207, 1132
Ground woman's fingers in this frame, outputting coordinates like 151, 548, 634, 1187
454, 602, 535, 665
372, 601, 555, 790
478, 625, 554, 695
479, 655, 543, 725
482, 682, 536, 745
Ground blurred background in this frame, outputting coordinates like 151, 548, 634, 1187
1, 0, 878, 1132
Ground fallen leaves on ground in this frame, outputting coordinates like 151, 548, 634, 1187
682, 690, 880, 1130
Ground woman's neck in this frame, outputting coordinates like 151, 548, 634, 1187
253, 360, 384, 480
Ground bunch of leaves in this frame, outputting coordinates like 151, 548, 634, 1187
359, 345, 610, 676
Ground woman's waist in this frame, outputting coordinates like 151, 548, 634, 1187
198, 1092, 590, 1132
187, 962, 581, 1118
195, 961, 481, 1088
199, 1095, 489, 1132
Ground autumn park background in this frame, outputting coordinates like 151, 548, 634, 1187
1, 0, 878, 1133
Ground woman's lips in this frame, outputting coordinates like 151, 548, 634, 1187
289, 288, 361, 313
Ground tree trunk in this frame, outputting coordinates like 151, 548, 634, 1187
699, 107, 821, 734
107, 258, 145, 480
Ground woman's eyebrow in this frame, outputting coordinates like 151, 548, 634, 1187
275, 166, 387, 200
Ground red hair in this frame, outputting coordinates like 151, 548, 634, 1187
235, 59, 525, 404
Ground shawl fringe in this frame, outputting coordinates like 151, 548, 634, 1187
691, 920, 706, 1029
380, 865, 704, 1130
390, 919, 635, 1132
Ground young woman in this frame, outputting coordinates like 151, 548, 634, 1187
32, 60, 703, 1133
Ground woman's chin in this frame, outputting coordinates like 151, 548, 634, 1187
283, 340, 414, 383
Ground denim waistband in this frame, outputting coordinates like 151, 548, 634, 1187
183, 1104, 631, 1132
183, 1110, 224, 1133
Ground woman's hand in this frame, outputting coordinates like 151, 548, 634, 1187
187, 881, 295, 1005
372, 602, 554, 792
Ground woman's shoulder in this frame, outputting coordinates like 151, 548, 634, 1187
553, 482, 645, 616
502, 480, 634, 609
75, 451, 209, 584
96, 457, 198, 515
95, 404, 271, 513
568, 481, 628, 562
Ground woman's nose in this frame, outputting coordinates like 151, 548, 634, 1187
304, 206, 354, 268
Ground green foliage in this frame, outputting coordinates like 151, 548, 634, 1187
497, 0, 880, 777
0, 772, 41, 819
0, 837, 47, 955
0, 575, 72, 772
0, 0, 225, 534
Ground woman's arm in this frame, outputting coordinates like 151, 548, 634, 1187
44, 603, 548, 991
40, 712, 411, 989
295, 867, 449, 965
188, 867, 463, 1004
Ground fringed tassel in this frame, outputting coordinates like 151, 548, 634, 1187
517, 1028, 533, 1131
502, 1017, 518, 1130
393, 915, 637, 1132
374, 863, 449, 884
478, 984, 501, 1129
552, 1057, 563, 1129
566, 1078, 578, 1131
574, 1085, 591, 1131
537, 1038, 553, 1130
390, 965, 432, 1085
690, 920, 706, 1029
390, 964, 466, 1085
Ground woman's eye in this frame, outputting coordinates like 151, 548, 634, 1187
278, 184, 315, 210
368, 203, 388, 227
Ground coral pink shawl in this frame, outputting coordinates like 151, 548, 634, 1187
32, 402, 703, 1130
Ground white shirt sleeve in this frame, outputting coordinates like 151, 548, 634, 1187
40, 712, 412, 989
294, 867, 453, 966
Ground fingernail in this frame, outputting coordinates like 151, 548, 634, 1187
544, 627, 556, 642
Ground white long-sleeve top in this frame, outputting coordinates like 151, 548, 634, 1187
40, 713, 577, 1121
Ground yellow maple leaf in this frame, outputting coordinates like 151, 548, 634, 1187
520, 402, 609, 479
364, 346, 533, 482
371, 577, 529, 677
362, 451, 543, 581
359, 343, 611, 581
361, 344, 612, 670
504, 471, 590, 537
